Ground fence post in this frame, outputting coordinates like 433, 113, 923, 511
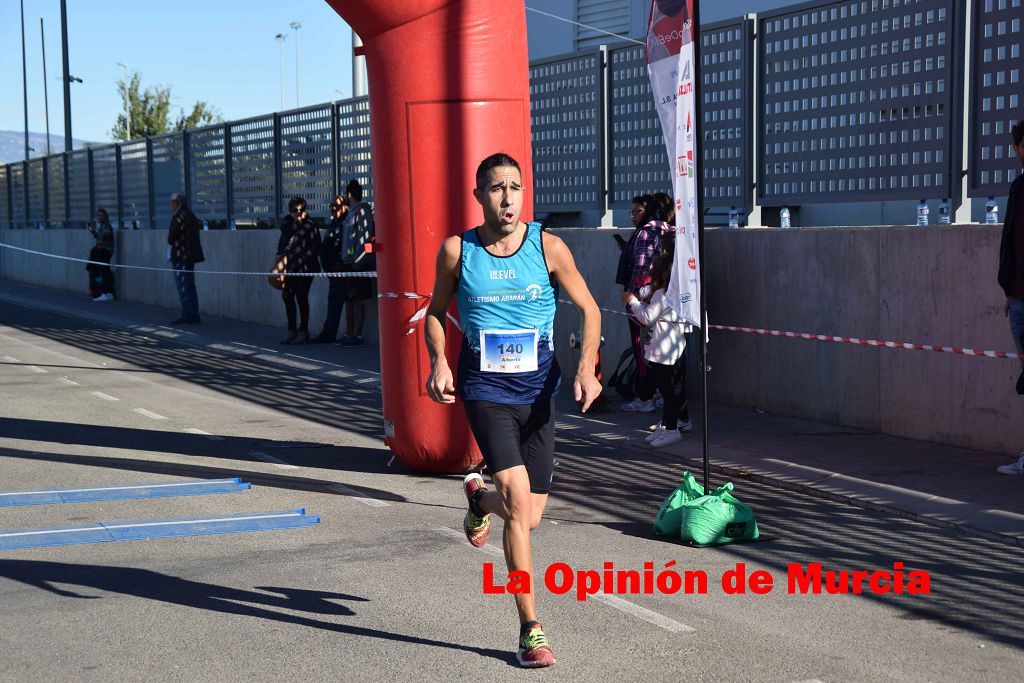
87, 148, 95, 222
273, 112, 282, 229
146, 138, 155, 229
955, 0, 974, 224
63, 152, 70, 229
115, 144, 124, 229
598, 45, 613, 227
224, 125, 234, 229
746, 13, 763, 228
42, 157, 50, 229
331, 101, 340, 202
182, 131, 193, 210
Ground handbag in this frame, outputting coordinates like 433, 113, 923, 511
268, 254, 288, 290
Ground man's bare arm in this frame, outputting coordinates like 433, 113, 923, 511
543, 232, 603, 412
424, 236, 462, 403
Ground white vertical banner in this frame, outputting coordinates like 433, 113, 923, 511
647, 0, 700, 326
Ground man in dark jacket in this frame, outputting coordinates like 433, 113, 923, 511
167, 193, 205, 325
996, 121, 1024, 475
311, 194, 348, 343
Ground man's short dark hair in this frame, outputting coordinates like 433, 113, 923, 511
345, 179, 363, 202
475, 152, 522, 190
288, 196, 307, 212
1013, 120, 1024, 148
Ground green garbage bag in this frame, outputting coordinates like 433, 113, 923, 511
679, 481, 759, 546
653, 471, 705, 537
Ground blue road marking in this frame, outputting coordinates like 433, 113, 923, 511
0, 509, 319, 550
0, 478, 251, 507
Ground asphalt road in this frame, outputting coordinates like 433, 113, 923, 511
0, 300, 1021, 682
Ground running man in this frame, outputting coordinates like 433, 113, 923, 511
425, 152, 602, 668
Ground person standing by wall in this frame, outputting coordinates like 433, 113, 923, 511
311, 194, 349, 343
167, 194, 204, 325
277, 196, 322, 345
87, 208, 115, 302
621, 194, 671, 412
337, 179, 376, 347
997, 120, 1024, 475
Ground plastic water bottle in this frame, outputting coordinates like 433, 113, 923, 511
780, 206, 791, 229
938, 198, 951, 225
916, 200, 929, 226
728, 207, 739, 229
985, 197, 999, 224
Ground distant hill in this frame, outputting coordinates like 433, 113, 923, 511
0, 130, 94, 164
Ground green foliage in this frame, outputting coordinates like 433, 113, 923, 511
110, 71, 222, 141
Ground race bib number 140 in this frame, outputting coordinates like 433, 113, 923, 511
480, 329, 539, 373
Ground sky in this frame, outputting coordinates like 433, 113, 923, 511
0, 0, 356, 145
0, 1, 795, 146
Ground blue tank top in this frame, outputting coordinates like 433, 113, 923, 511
455, 222, 561, 404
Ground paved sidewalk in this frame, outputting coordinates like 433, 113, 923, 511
3, 279, 1023, 547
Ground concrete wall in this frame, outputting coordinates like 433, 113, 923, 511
0, 228, 379, 342
4, 224, 1021, 456
549, 225, 1024, 457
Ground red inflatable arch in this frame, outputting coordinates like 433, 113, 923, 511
325, 0, 534, 472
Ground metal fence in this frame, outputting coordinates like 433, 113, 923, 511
2, 0, 1022, 229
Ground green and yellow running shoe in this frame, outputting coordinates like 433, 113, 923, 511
463, 472, 490, 548
517, 624, 556, 668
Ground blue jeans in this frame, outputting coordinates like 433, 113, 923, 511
1010, 297, 1024, 369
172, 261, 199, 321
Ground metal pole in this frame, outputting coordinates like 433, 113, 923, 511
117, 62, 130, 140
60, 0, 72, 151
21, 0, 30, 161
41, 18, 51, 156
692, 0, 711, 492
352, 31, 367, 97
275, 34, 286, 111
291, 21, 302, 107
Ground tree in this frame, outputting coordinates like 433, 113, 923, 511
110, 71, 222, 141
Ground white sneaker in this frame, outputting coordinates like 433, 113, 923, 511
678, 419, 693, 433
644, 425, 666, 443
996, 453, 1024, 476
621, 399, 655, 412
649, 429, 683, 448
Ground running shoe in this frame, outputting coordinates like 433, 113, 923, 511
644, 425, 666, 443
678, 419, 693, 433
621, 399, 656, 413
517, 625, 556, 668
649, 429, 683, 448
462, 472, 490, 547
997, 452, 1024, 476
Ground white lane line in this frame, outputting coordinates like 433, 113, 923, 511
27, 365, 47, 374
0, 512, 304, 539
434, 526, 503, 557
1, 355, 19, 362
131, 408, 168, 421
182, 427, 226, 441
1, 479, 242, 497
251, 451, 300, 470
58, 377, 79, 386
90, 391, 120, 401
592, 594, 695, 633
328, 483, 390, 508
433, 526, 696, 633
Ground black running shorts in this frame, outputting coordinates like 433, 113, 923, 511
462, 399, 556, 494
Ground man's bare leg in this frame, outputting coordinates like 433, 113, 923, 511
475, 465, 548, 623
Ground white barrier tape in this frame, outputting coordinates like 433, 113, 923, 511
555, 299, 1024, 361
0, 242, 376, 278
377, 292, 461, 334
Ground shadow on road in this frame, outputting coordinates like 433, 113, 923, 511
0, 559, 514, 665
551, 435, 1024, 651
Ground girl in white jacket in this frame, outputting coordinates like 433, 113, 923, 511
621, 246, 687, 448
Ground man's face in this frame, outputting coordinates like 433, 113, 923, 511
1014, 139, 1024, 166
474, 165, 523, 234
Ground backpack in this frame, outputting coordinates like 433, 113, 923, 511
606, 346, 637, 401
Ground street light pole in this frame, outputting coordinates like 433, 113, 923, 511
275, 33, 286, 111
290, 21, 302, 108
21, 0, 30, 161
117, 62, 130, 140
60, 0, 73, 152
40, 18, 52, 156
